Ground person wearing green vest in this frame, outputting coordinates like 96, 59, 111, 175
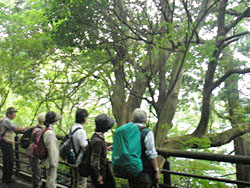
128, 108, 161, 188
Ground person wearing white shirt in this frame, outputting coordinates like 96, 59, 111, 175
70, 108, 89, 188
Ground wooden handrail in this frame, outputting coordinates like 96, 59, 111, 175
157, 148, 250, 165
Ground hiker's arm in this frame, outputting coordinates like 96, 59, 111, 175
144, 131, 160, 181
81, 145, 86, 152
15, 127, 28, 132
4, 119, 28, 133
90, 141, 103, 184
151, 158, 161, 182
144, 131, 158, 159
79, 131, 88, 152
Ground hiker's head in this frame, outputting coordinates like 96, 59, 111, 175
75, 108, 89, 124
44, 111, 62, 127
132, 108, 147, 124
37, 112, 46, 125
6, 107, 18, 120
95, 114, 114, 133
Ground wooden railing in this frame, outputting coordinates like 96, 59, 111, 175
2, 134, 250, 188
158, 148, 250, 187
12, 134, 74, 188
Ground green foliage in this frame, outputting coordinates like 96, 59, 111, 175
1, 1, 250, 187
46, 0, 108, 49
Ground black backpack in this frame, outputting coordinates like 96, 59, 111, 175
78, 139, 92, 177
59, 127, 82, 164
20, 127, 35, 149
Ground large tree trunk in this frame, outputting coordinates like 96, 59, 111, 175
224, 56, 250, 187
234, 137, 250, 188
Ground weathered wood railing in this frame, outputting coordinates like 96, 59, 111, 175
1, 134, 250, 188
158, 148, 250, 187
12, 134, 73, 188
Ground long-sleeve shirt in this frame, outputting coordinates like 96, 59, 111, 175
43, 128, 59, 168
134, 123, 158, 159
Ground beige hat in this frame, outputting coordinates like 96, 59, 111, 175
37, 112, 46, 124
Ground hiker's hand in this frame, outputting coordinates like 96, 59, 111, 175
21, 127, 29, 132
107, 145, 113, 151
155, 170, 161, 182
97, 175, 103, 185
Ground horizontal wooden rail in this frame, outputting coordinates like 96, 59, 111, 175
157, 148, 250, 165
9, 133, 250, 187
162, 169, 250, 186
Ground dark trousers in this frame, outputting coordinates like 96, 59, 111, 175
91, 165, 116, 188
128, 172, 155, 188
0, 140, 14, 182
29, 157, 42, 188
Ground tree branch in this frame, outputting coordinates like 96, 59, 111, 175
164, 123, 250, 149
225, 7, 250, 34
213, 107, 233, 123
209, 122, 250, 147
210, 68, 250, 91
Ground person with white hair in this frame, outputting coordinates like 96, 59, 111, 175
128, 108, 160, 188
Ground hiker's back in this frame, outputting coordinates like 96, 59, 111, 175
42, 129, 59, 169
112, 122, 143, 178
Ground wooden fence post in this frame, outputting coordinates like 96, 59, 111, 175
163, 158, 172, 186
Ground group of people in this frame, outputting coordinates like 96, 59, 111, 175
0, 107, 160, 188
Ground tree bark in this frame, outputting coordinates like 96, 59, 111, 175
224, 55, 250, 188
193, 0, 228, 136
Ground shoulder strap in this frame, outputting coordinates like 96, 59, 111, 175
70, 127, 83, 156
70, 127, 82, 136
40, 127, 51, 137
138, 126, 151, 156
37, 127, 51, 144
0, 118, 8, 138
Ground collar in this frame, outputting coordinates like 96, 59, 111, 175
95, 132, 104, 139
134, 123, 144, 127
74, 123, 83, 127
48, 124, 54, 131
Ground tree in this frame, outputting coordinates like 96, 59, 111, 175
46, 0, 250, 151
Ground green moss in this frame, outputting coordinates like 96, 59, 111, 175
181, 137, 211, 149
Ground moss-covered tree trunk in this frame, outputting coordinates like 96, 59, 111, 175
224, 58, 250, 187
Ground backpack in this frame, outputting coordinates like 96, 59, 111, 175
59, 127, 82, 164
0, 118, 8, 141
33, 128, 50, 160
78, 139, 92, 177
112, 122, 143, 179
20, 127, 34, 149
138, 126, 152, 171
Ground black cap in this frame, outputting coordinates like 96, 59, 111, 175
44, 111, 62, 126
95, 114, 114, 132
6, 107, 18, 114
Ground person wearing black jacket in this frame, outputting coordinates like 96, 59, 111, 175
90, 114, 116, 188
